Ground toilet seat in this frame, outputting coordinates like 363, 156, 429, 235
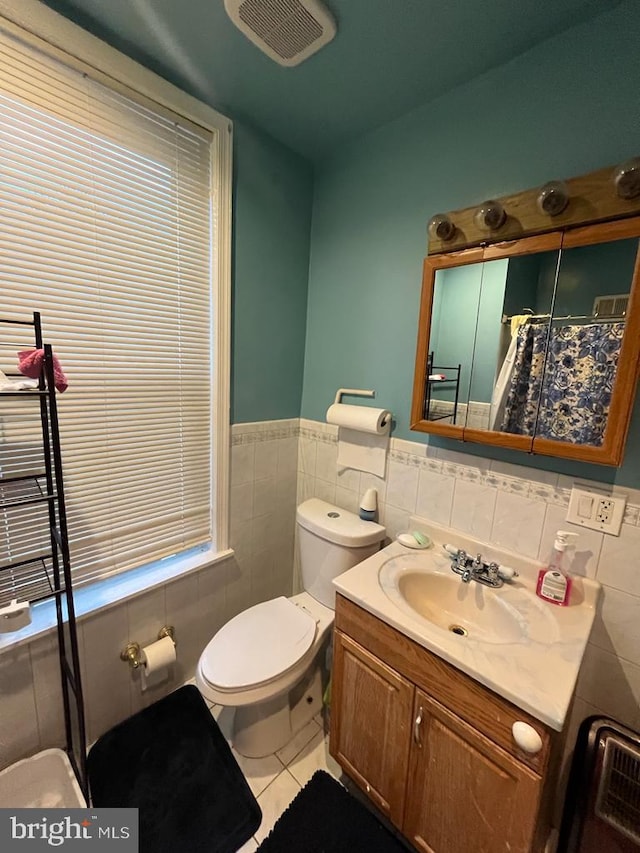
200, 596, 317, 692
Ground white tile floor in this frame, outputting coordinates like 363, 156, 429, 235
194, 683, 343, 851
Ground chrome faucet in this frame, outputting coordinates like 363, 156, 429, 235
487, 562, 500, 585
446, 546, 517, 588
450, 549, 477, 583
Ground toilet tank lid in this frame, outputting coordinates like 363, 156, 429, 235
297, 499, 385, 547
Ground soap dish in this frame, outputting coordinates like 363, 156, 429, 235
396, 531, 432, 549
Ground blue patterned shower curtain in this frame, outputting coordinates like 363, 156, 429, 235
500, 324, 548, 436
500, 321, 624, 445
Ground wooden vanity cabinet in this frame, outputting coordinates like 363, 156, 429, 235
405, 690, 541, 852
330, 595, 562, 853
330, 631, 413, 827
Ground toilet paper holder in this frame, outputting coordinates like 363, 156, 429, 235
120, 625, 176, 669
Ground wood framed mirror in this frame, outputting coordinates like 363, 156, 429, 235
411, 216, 640, 466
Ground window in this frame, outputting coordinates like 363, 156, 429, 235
0, 11, 231, 586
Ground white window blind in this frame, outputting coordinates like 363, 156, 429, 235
0, 26, 214, 586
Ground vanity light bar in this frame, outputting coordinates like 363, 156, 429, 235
427, 157, 640, 255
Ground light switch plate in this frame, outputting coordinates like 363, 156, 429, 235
566, 487, 626, 535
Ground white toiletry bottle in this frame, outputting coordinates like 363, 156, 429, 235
359, 488, 377, 521
536, 530, 577, 606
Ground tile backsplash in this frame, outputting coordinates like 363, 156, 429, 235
297, 417, 640, 735
1, 416, 638, 781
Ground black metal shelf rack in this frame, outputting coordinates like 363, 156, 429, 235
424, 351, 462, 423
0, 312, 87, 800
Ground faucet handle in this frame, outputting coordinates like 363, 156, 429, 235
444, 544, 468, 564
487, 561, 500, 582
497, 564, 519, 581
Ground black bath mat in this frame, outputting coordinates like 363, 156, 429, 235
257, 770, 409, 852
87, 685, 261, 853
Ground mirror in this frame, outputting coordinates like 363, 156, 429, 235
411, 218, 640, 465
469, 250, 560, 435
534, 234, 639, 448
424, 263, 482, 426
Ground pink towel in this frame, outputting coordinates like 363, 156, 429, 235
17, 349, 68, 393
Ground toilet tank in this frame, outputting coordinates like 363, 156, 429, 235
296, 499, 386, 608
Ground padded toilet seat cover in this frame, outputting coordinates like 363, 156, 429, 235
200, 596, 317, 690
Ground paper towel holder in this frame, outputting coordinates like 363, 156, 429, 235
332, 388, 392, 428
334, 387, 375, 404
120, 625, 176, 669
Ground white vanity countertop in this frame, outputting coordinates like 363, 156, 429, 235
332, 520, 600, 732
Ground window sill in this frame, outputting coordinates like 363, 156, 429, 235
0, 545, 234, 655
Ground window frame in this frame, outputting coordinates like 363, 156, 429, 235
0, 0, 232, 566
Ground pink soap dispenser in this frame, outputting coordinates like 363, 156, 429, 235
536, 530, 577, 606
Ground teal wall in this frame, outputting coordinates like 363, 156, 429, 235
231, 122, 313, 422
301, 0, 640, 486
430, 264, 483, 406
472, 259, 509, 404
430, 259, 507, 407
543, 238, 638, 316
503, 253, 550, 317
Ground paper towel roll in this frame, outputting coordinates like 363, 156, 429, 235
141, 635, 176, 675
326, 404, 391, 435
327, 403, 392, 477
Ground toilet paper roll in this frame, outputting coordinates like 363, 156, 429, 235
326, 403, 391, 434
141, 635, 176, 675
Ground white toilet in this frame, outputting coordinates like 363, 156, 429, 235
196, 498, 385, 757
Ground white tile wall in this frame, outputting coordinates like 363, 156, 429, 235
450, 479, 497, 542
415, 467, 454, 525
491, 490, 546, 558
297, 417, 640, 741
30, 634, 66, 751
1, 414, 638, 792
0, 645, 40, 767
0, 419, 299, 771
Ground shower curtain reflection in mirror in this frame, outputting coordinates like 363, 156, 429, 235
499, 320, 625, 445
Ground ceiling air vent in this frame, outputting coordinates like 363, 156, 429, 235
224, 0, 336, 67
592, 293, 630, 318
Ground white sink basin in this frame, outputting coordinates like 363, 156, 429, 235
379, 553, 560, 646
333, 529, 600, 731
395, 569, 524, 643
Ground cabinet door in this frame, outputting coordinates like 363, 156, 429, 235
404, 689, 542, 853
330, 630, 413, 828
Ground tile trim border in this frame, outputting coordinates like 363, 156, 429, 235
232, 419, 299, 445
232, 418, 640, 527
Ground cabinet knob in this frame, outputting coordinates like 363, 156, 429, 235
511, 721, 543, 754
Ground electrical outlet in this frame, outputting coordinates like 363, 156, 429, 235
566, 487, 626, 535
596, 499, 614, 524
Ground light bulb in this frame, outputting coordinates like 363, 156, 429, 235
473, 200, 506, 232
613, 157, 640, 200
536, 181, 570, 216
428, 213, 456, 241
